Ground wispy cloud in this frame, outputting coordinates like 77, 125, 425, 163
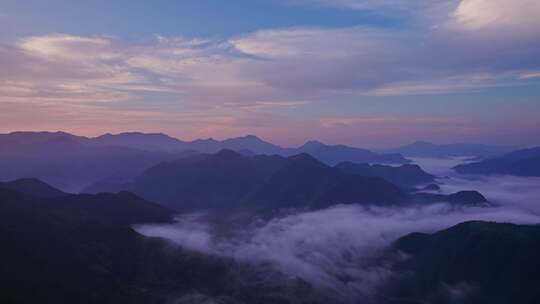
135, 157, 540, 301
292, 0, 448, 11
1, 0, 539, 144
448, 0, 540, 31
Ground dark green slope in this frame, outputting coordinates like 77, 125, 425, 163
386, 221, 540, 304
454, 147, 540, 177
334, 162, 435, 188
0, 184, 332, 304
0, 178, 68, 197
0, 188, 235, 304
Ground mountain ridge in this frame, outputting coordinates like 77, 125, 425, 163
386, 140, 516, 158
86, 150, 490, 211
454, 147, 540, 176
386, 221, 540, 304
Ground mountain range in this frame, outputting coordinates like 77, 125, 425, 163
385, 141, 516, 159
334, 162, 435, 188
0, 182, 242, 304
454, 147, 540, 177
0, 178, 68, 197
85, 149, 487, 211
1, 180, 537, 304
0, 131, 408, 162
0, 131, 408, 192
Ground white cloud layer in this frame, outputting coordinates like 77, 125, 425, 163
135, 157, 540, 301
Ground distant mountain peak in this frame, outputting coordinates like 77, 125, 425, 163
301, 140, 326, 148
287, 152, 323, 165
228, 134, 264, 142
194, 137, 218, 143
96, 132, 175, 139
214, 149, 244, 159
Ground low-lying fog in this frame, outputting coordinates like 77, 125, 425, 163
135, 157, 540, 300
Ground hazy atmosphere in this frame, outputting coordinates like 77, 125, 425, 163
2, 0, 540, 147
134, 158, 540, 301
2, 1, 540, 304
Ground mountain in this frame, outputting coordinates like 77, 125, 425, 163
88, 151, 410, 211
244, 153, 408, 210
0, 183, 341, 304
0, 178, 68, 197
0, 132, 193, 192
387, 141, 516, 158
221, 134, 287, 155
91, 132, 186, 151
454, 147, 540, 176
412, 190, 489, 206
1, 131, 408, 167
0, 132, 409, 192
295, 140, 408, 165
87, 150, 486, 211
86, 150, 288, 210
0, 185, 238, 304
386, 221, 540, 304
0, 181, 174, 225
0, 131, 88, 146
334, 162, 435, 188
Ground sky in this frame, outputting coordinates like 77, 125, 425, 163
1, 0, 540, 148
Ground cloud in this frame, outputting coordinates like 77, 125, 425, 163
5, 1, 540, 107
137, 203, 540, 301
135, 157, 540, 301
18, 34, 115, 61
1, 0, 539, 143
230, 27, 382, 59
449, 0, 540, 31
292, 0, 446, 11
520, 71, 540, 79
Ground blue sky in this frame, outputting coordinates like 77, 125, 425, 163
1, 0, 403, 39
1, 0, 539, 147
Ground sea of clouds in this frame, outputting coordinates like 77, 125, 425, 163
135, 157, 540, 301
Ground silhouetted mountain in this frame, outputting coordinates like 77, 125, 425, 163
387, 140, 515, 158
0, 132, 194, 192
0, 186, 240, 304
91, 132, 186, 151
237, 148, 256, 156
0, 131, 88, 146
88, 150, 485, 211
0, 183, 173, 225
334, 162, 435, 188
245, 153, 408, 210
423, 183, 441, 191
116, 133, 406, 165
96, 150, 288, 210
221, 135, 287, 155
90, 151, 410, 211
89, 133, 288, 155
412, 190, 489, 206
0, 132, 409, 192
0, 178, 68, 197
454, 147, 540, 176
295, 140, 408, 165
386, 221, 540, 304
0, 185, 338, 304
